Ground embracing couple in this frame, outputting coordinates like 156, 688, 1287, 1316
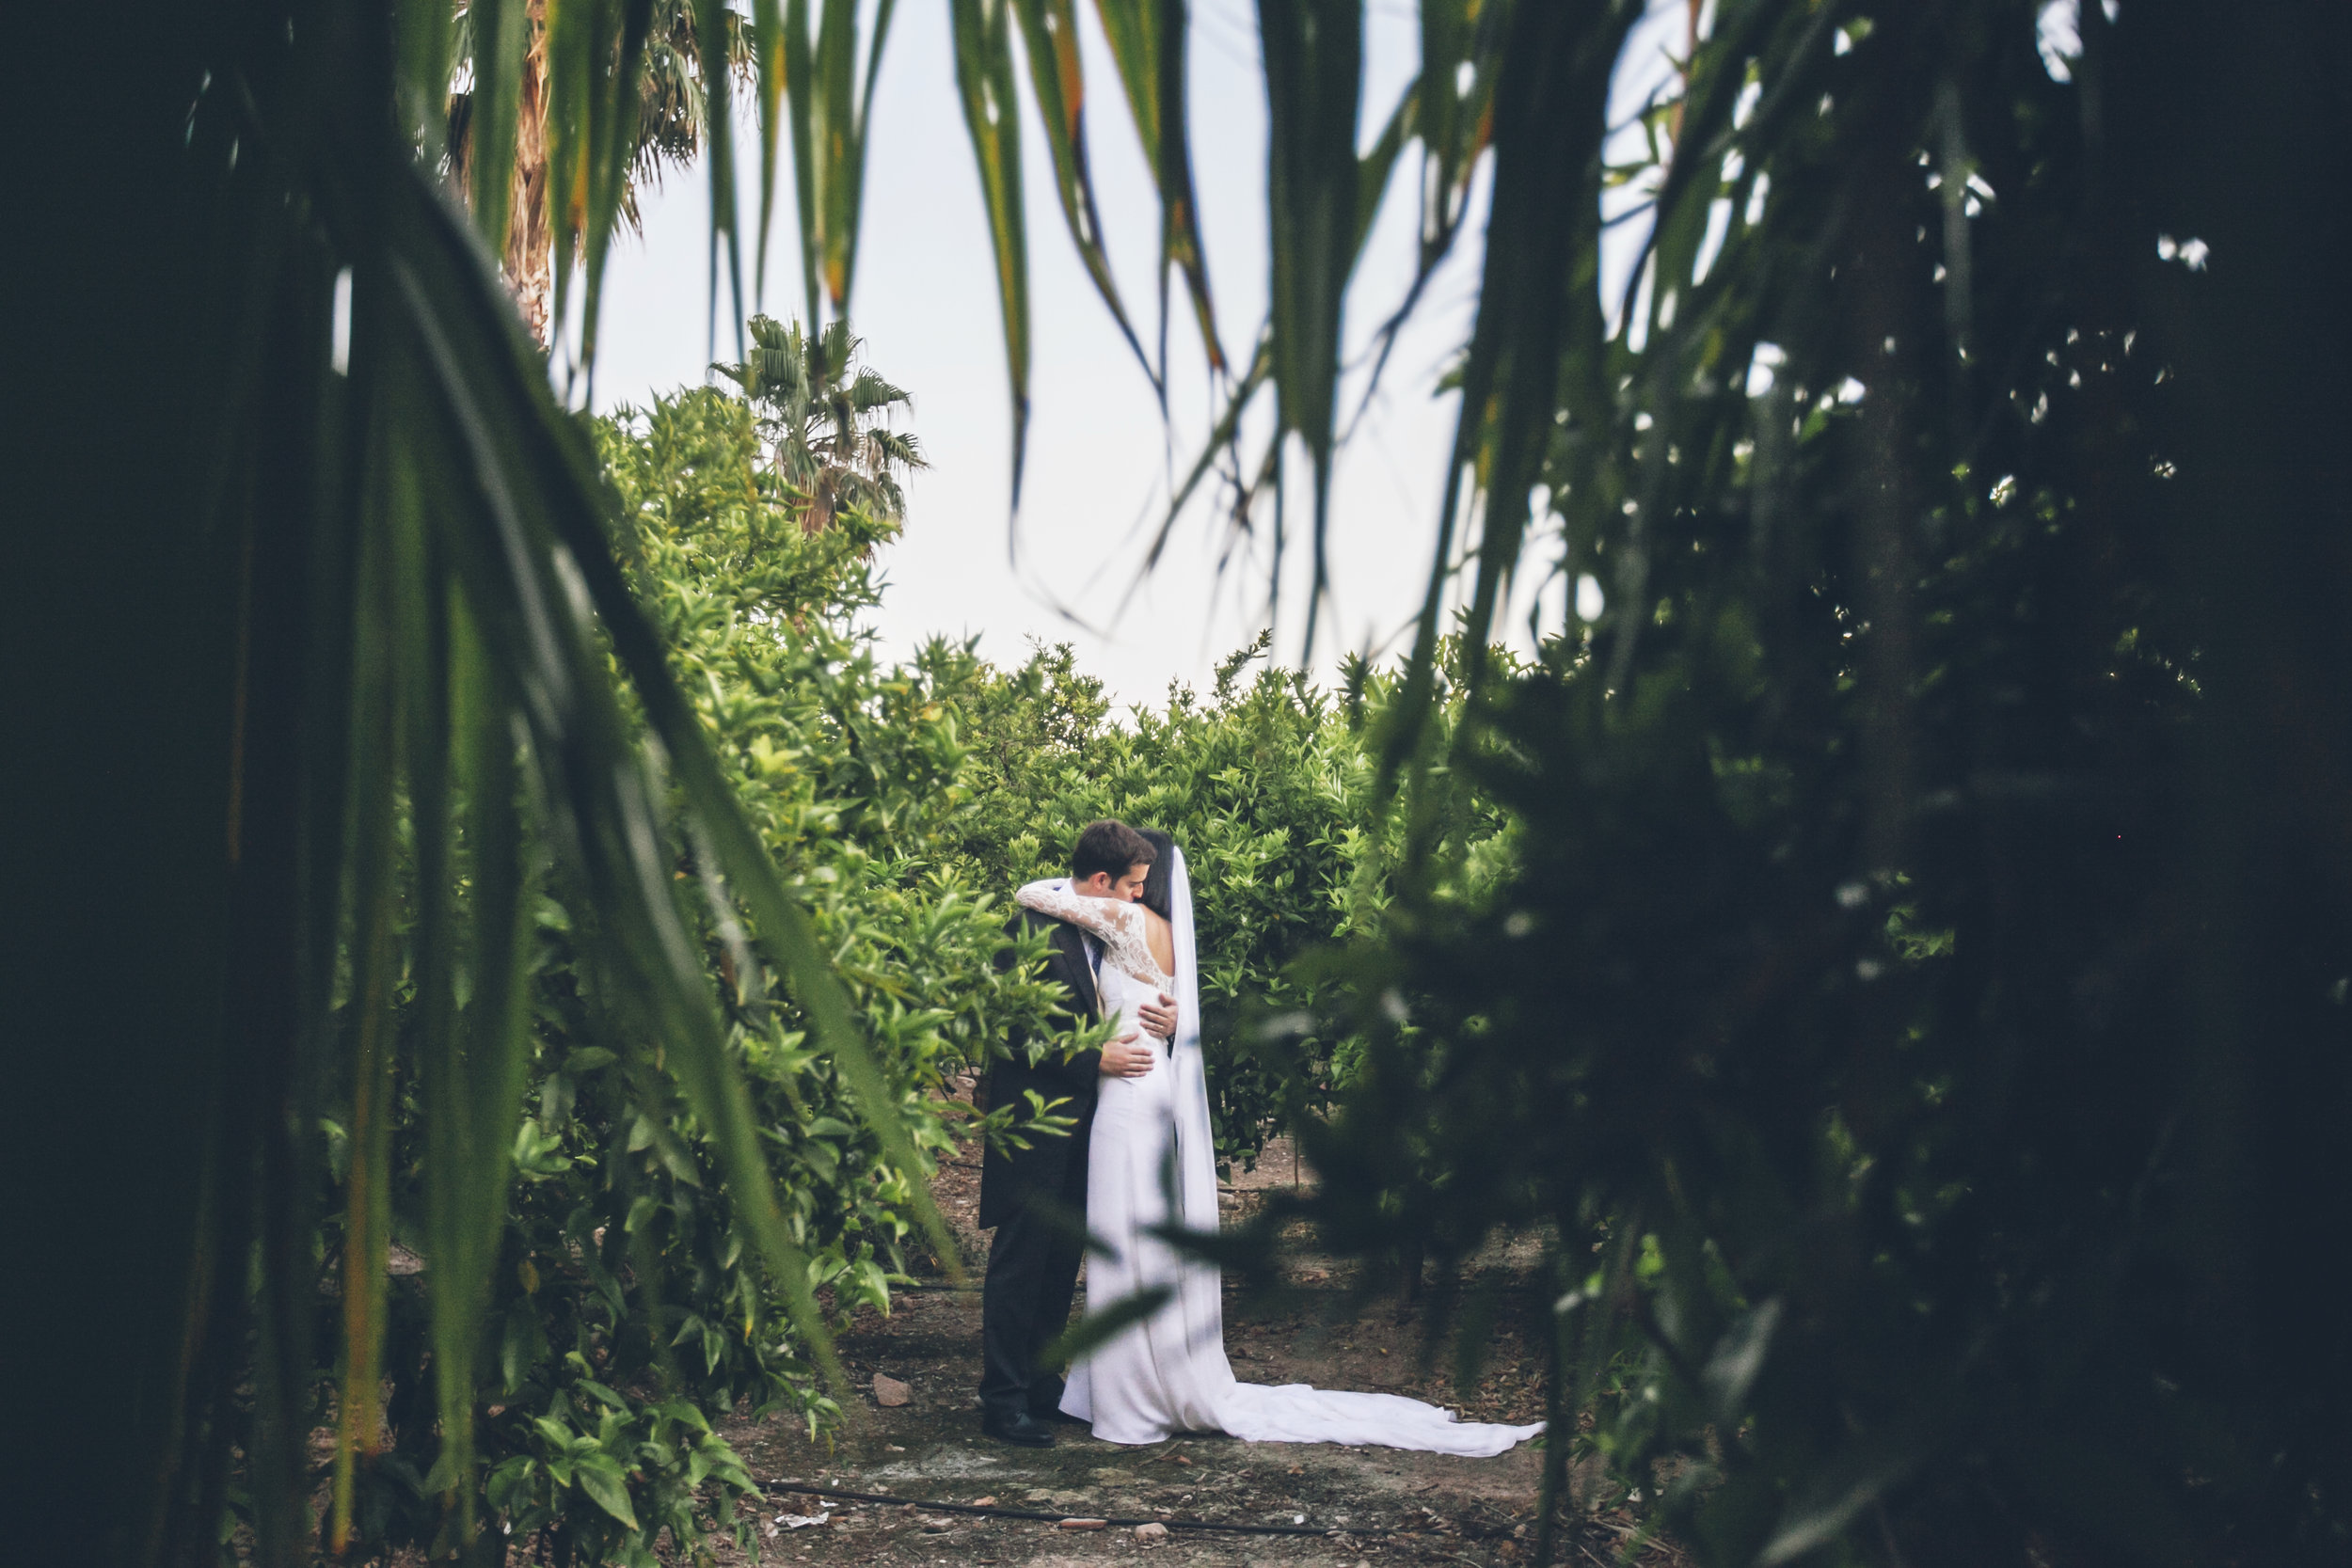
976, 819, 1543, 1456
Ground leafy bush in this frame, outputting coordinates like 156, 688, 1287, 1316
948, 631, 1506, 1171
324, 383, 1080, 1563
1271, 8, 2352, 1566
319, 371, 1498, 1561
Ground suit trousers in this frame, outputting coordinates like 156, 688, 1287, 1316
977, 1123, 1091, 1418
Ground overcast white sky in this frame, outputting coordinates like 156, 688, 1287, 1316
587, 0, 1684, 708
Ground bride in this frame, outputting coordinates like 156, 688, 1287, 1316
1013, 829, 1543, 1456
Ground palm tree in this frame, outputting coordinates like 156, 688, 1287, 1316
714, 315, 927, 535
451, 0, 743, 345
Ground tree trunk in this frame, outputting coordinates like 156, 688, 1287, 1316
504, 0, 553, 347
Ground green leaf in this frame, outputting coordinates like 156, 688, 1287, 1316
501, 1301, 549, 1393
394, 0, 454, 159
1009, 0, 1156, 389
1757, 1442, 1921, 1565
1093, 0, 1225, 372
468, 0, 532, 261
575, 1378, 630, 1410
578, 0, 657, 384
330, 412, 407, 1551
694, 0, 748, 358
1701, 1296, 1782, 1425
575, 1458, 643, 1531
419, 595, 540, 1548
783, 0, 821, 332
766, 0, 899, 325
1255, 0, 1361, 645
1393, 0, 1640, 765
948, 0, 1032, 504
752, 0, 788, 307
1037, 1285, 1173, 1371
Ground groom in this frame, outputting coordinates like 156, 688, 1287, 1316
977, 819, 1176, 1446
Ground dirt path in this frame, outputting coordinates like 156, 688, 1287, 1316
702, 1135, 1682, 1568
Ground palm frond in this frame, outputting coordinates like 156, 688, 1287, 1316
1009, 0, 1160, 392
846, 368, 910, 412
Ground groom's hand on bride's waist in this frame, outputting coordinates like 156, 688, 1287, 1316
1137, 992, 1178, 1043
1098, 1029, 1156, 1078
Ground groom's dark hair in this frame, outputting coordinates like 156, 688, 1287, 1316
1072, 819, 1155, 882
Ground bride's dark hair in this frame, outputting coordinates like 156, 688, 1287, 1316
1137, 828, 1178, 922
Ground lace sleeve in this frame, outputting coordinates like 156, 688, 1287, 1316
1014, 879, 1171, 990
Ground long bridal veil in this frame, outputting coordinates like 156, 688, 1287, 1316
1164, 846, 1227, 1362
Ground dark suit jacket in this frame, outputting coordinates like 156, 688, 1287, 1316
977, 907, 1103, 1229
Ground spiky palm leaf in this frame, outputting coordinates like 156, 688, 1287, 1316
12, 5, 937, 1565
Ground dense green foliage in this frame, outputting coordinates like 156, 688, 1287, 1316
1263, 8, 2352, 1568
321, 383, 1039, 1563
595, 380, 1481, 1179
322, 374, 1472, 1561
950, 633, 1513, 1170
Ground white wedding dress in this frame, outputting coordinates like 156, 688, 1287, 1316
1014, 851, 1544, 1456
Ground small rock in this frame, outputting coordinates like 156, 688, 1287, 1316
1171, 1454, 1192, 1466
872, 1372, 912, 1407
970, 1497, 998, 1508
1134, 1522, 1169, 1541
1057, 1517, 1108, 1530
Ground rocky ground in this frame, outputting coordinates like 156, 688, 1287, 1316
686, 1131, 1684, 1568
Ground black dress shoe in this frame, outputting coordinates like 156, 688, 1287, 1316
980, 1407, 1054, 1447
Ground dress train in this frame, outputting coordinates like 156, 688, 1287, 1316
1015, 866, 1544, 1458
